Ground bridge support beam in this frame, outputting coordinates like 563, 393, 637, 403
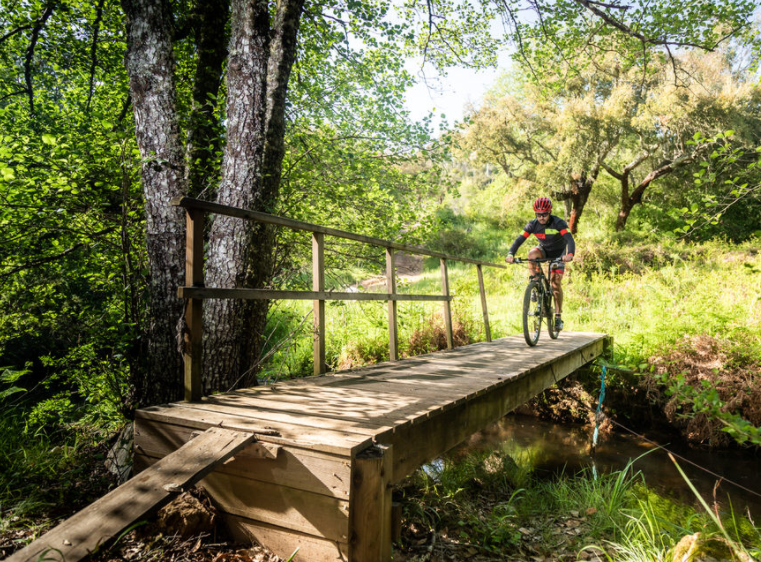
350, 444, 393, 562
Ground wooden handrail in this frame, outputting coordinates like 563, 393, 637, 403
178, 288, 452, 302
171, 196, 506, 269
173, 197, 500, 401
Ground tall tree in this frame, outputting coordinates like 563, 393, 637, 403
457, 48, 761, 232
202, 0, 304, 391
120, 0, 188, 405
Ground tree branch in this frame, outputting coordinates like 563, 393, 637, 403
0, 228, 115, 279
630, 152, 694, 202
86, 0, 107, 112
0, 89, 29, 103
0, 24, 32, 44
585, 0, 629, 9
573, 0, 714, 50
532, 0, 578, 72
498, 0, 538, 82
115, 94, 132, 125
601, 161, 623, 180
423, 0, 434, 66
25, 1, 57, 114
623, 149, 652, 174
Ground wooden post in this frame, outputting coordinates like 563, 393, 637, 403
603, 336, 614, 359
386, 248, 398, 361
184, 208, 204, 402
440, 258, 453, 349
476, 264, 492, 342
350, 444, 393, 562
313, 232, 326, 375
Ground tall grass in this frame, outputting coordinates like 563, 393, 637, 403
0, 406, 114, 533
399, 448, 761, 560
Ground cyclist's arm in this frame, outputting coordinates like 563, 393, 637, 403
560, 227, 575, 259
507, 225, 533, 258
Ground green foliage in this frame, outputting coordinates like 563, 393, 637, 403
0, 0, 447, 428
428, 208, 509, 260
498, 0, 759, 91
0, 407, 115, 529
0, 0, 142, 433
0, 368, 28, 402
671, 131, 761, 241
457, 47, 761, 235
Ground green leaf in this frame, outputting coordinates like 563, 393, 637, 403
0, 386, 26, 401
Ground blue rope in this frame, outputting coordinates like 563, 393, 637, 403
592, 365, 606, 450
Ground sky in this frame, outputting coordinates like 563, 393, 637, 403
403, 51, 512, 133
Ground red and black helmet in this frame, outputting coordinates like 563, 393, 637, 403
532, 197, 552, 213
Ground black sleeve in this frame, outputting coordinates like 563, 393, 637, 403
508, 221, 534, 256
558, 220, 575, 254
508, 234, 527, 256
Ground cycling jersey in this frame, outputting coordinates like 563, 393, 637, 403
508, 215, 575, 257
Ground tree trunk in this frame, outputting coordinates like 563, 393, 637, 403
615, 201, 634, 231
555, 170, 595, 234
121, 0, 187, 407
202, 0, 304, 393
185, 0, 230, 198
614, 154, 694, 231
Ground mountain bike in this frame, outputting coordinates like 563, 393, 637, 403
512, 257, 563, 346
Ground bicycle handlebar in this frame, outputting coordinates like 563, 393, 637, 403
511, 257, 564, 264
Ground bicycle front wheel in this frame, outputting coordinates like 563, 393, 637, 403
547, 301, 560, 339
523, 281, 542, 347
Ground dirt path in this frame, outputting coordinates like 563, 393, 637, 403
359, 252, 424, 290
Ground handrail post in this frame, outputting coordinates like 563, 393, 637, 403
440, 258, 453, 349
386, 248, 398, 361
313, 232, 326, 375
476, 264, 492, 342
184, 208, 204, 402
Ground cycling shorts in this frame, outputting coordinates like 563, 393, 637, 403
533, 246, 566, 275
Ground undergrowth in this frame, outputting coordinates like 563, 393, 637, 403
396, 449, 761, 561
0, 407, 116, 538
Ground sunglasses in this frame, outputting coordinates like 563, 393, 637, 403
535, 212, 550, 218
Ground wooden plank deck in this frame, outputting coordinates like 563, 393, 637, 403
135, 332, 609, 562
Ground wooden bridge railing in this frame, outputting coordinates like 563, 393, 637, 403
172, 197, 507, 401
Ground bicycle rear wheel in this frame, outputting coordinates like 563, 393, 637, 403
523, 281, 542, 346
547, 303, 560, 339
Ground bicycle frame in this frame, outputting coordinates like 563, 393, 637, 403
515, 257, 563, 291
512, 257, 563, 346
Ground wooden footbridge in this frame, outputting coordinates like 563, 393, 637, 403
8, 199, 610, 562
135, 333, 608, 561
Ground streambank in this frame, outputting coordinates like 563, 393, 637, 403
517, 334, 761, 452
392, 415, 761, 562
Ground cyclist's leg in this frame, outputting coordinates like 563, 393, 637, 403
527, 246, 544, 278
549, 253, 566, 314
551, 269, 563, 314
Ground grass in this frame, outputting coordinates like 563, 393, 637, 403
0, 407, 115, 536
260, 234, 761, 382
396, 446, 761, 561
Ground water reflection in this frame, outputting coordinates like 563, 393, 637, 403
448, 414, 761, 519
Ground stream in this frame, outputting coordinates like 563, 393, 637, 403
449, 414, 761, 520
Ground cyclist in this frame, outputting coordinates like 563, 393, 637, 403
505, 197, 575, 330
